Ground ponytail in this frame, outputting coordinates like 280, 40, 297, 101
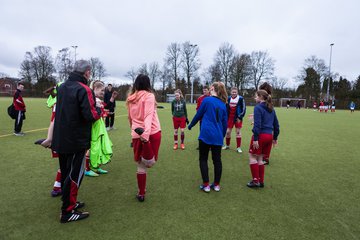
256, 90, 273, 112
212, 81, 228, 103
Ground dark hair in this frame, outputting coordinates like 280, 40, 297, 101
17, 82, 24, 87
131, 74, 152, 94
259, 82, 272, 96
108, 84, 112, 87
203, 86, 209, 90
257, 89, 273, 112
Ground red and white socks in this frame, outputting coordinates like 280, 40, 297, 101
53, 169, 62, 191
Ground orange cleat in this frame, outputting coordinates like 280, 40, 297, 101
173, 143, 178, 150
180, 143, 185, 150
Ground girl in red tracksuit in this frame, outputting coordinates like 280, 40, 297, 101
247, 90, 280, 188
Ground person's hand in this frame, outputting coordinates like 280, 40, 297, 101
253, 141, 259, 149
272, 140, 278, 147
188, 125, 192, 130
140, 136, 148, 142
186, 118, 189, 125
96, 98, 102, 108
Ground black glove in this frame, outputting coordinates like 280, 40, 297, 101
186, 118, 189, 124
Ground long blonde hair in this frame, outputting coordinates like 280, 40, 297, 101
174, 89, 184, 99
212, 81, 228, 103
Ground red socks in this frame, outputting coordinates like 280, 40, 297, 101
137, 173, 147, 196
226, 137, 230, 146
181, 133, 184, 144
53, 169, 62, 190
259, 164, 265, 183
174, 134, 178, 143
250, 164, 259, 183
236, 137, 241, 148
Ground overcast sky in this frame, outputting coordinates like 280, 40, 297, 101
1, 0, 359, 88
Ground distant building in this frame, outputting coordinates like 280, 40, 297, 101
0, 77, 20, 96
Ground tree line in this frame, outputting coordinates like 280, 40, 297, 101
10, 44, 360, 106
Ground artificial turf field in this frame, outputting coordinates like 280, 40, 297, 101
0, 97, 359, 240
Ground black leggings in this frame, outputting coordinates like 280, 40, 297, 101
105, 113, 115, 127
198, 140, 222, 184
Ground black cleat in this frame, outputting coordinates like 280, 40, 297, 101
74, 201, 85, 210
136, 194, 145, 202
60, 210, 89, 223
247, 180, 260, 188
134, 128, 144, 135
259, 182, 264, 188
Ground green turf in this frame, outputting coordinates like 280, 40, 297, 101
0, 97, 359, 240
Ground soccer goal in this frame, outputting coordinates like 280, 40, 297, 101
279, 98, 307, 108
185, 94, 202, 103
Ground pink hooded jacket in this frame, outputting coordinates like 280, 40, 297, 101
127, 90, 161, 141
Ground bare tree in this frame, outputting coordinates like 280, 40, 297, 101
181, 42, 201, 92
230, 53, 252, 91
55, 48, 73, 82
89, 57, 107, 81
125, 67, 137, 83
148, 62, 162, 89
214, 42, 236, 88
205, 63, 222, 83
138, 63, 149, 75
165, 42, 182, 84
19, 46, 56, 84
250, 50, 275, 90
271, 77, 288, 90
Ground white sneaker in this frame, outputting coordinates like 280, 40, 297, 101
236, 147, 243, 153
106, 127, 110, 131
14, 132, 25, 136
222, 145, 229, 150
200, 184, 210, 193
210, 183, 221, 192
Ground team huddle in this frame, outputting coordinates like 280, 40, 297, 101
33, 60, 280, 224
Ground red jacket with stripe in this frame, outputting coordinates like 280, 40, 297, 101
13, 89, 26, 111
52, 72, 101, 153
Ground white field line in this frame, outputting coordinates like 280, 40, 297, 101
0, 114, 128, 138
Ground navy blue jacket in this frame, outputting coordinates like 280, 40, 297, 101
188, 96, 227, 146
252, 102, 280, 141
226, 95, 246, 122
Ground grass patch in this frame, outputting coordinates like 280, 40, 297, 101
0, 97, 359, 240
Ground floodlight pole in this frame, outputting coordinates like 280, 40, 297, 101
71, 45, 78, 62
190, 44, 198, 103
326, 43, 334, 102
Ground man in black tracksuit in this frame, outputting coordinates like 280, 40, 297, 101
52, 60, 101, 223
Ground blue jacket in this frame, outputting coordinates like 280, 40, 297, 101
226, 95, 246, 122
252, 102, 280, 141
188, 96, 227, 146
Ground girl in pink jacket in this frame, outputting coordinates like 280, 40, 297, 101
126, 74, 161, 202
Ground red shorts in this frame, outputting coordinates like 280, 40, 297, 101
173, 116, 186, 129
249, 133, 273, 156
227, 119, 242, 129
132, 131, 161, 162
